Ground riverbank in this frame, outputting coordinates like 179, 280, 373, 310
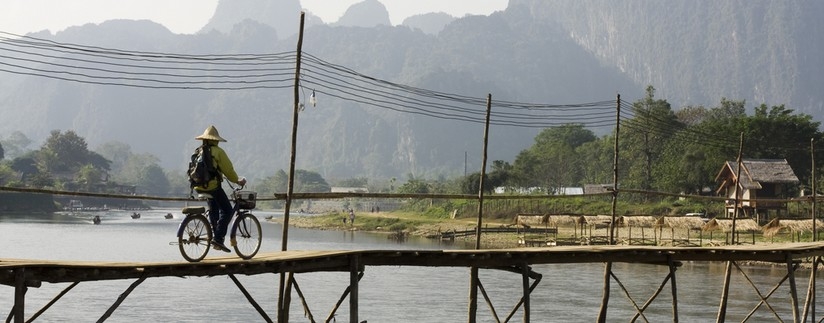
269, 210, 525, 249
270, 210, 813, 250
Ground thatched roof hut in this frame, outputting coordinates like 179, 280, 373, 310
762, 218, 824, 237
514, 213, 548, 227
580, 215, 614, 227
702, 218, 761, 233
547, 215, 581, 227
656, 216, 707, 230
620, 215, 659, 228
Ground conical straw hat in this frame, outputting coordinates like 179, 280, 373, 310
195, 125, 227, 142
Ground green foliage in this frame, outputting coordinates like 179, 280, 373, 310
257, 169, 331, 201
511, 124, 597, 190
397, 179, 430, 194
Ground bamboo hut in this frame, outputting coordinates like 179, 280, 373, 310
762, 218, 824, 242
514, 213, 548, 228
580, 215, 613, 245
546, 215, 585, 244
702, 218, 761, 244
655, 216, 708, 246
618, 215, 659, 245
547, 215, 581, 228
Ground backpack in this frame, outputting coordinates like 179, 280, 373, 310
188, 143, 216, 189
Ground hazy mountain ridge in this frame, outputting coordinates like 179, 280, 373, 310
1, 0, 822, 184
517, 0, 824, 115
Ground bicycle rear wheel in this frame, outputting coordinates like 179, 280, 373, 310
178, 215, 212, 262
231, 213, 261, 260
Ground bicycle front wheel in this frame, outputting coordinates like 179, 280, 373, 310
178, 215, 212, 262
231, 213, 261, 260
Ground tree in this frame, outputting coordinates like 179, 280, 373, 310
75, 164, 104, 192
742, 104, 822, 184
41, 130, 92, 173
259, 169, 330, 193
397, 179, 430, 194
622, 86, 680, 191
0, 131, 32, 160
511, 124, 596, 191
135, 164, 170, 196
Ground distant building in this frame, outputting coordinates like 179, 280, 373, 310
330, 187, 369, 193
715, 159, 799, 223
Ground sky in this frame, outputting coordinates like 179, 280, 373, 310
0, 0, 509, 36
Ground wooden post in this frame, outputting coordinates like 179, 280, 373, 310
522, 263, 531, 322
786, 253, 800, 323
13, 268, 24, 323
475, 93, 492, 249
610, 94, 620, 244
668, 255, 679, 322
598, 94, 620, 322
731, 132, 743, 244
802, 138, 821, 322
279, 11, 305, 323
597, 262, 612, 322
350, 255, 360, 323
717, 261, 733, 322
803, 257, 821, 322
468, 94, 492, 323
812, 138, 817, 242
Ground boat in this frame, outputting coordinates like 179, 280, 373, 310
131, 212, 141, 219
164, 213, 174, 219
92, 216, 101, 225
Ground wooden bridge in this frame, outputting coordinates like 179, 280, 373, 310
4, 242, 824, 322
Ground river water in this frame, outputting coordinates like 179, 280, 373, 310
1, 209, 822, 322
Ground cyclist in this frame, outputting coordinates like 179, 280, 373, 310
192, 125, 247, 252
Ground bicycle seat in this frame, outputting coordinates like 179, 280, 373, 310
182, 206, 206, 215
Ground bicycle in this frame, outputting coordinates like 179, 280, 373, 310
175, 185, 262, 262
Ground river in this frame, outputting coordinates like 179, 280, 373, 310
1, 209, 821, 322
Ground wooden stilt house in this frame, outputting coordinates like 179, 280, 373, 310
714, 159, 800, 224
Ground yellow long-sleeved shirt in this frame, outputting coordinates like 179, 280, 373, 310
193, 141, 241, 192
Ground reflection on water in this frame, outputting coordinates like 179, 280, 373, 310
1, 210, 823, 321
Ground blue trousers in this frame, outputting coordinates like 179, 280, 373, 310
207, 187, 233, 244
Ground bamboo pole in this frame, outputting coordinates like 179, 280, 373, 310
610, 94, 620, 244
13, 268, 24, 323
279, 11, 306, 323
716, 260, 733, 322
719, 133, 744, 323
468, 94, 492, 323
668, 256, 679, 322
804, 138, 817, 322
731, 132, 743, 244
812, 138, 817, 241
597, 262, 613, 323
229, 274, 273, 322
598, 94, 620, 322
350, 255, 360, 323
786, 253, 800, 322
98, 276, 147, 322
475, 93, 492, 249
522, 263, 531, 323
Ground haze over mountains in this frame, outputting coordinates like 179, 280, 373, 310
0, 0, 822, 183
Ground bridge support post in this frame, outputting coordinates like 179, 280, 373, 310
597, 262, 612, 322
521, 263, 530, 322
350, 254, 359, 323
786, 253, 799, 322
12, 268, 25, 323
668, 256, 679, 322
